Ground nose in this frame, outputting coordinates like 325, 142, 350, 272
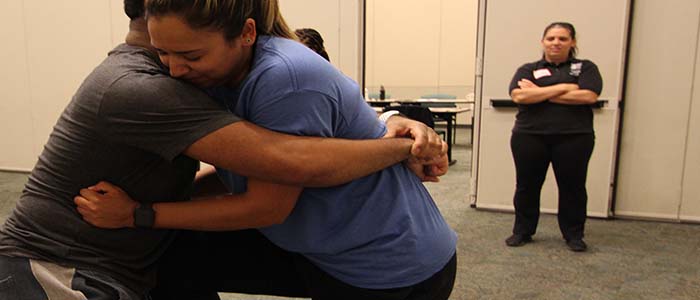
167, 56, 191, 78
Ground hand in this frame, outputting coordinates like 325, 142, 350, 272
384, 116, 447, 160
74, 181, 139, 229
404, 153, 449, 182
518, 79, 538, 89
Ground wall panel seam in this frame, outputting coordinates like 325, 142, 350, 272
20, 0, 38, 162
678, 6, 700, 216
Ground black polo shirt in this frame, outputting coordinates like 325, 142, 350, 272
508, 58, 603, 134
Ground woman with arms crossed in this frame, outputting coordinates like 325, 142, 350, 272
505, 22, 603, 252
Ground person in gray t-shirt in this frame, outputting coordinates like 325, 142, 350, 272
0, 1, 447, 299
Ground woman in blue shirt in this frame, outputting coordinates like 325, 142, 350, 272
76, 0, 457, 299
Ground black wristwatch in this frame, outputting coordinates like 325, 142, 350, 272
133, 202, 155, 229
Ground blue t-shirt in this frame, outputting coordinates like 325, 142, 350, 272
209, 36, 457, 289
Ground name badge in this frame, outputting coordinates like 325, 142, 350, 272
533, 68, 552, 79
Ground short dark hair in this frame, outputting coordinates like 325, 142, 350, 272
294, 28, 330, 62
124, 0, 145, 20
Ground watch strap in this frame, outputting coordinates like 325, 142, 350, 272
133, 202, 155, 229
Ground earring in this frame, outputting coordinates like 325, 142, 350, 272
246, 38, 252, 43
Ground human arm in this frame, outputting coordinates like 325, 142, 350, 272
549, 89, 599, 105
510, 79, 579, 104
191, 163, 229, 197
383, 114, 449, 180
383, 114, 448, 165
404, 153, 449, 182
99, 76, 439, 189
184, 122, 425, 188
550, 60, 603, 105
75, 180, 301, 231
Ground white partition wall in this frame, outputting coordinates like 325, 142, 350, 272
0, 0, 362, 172
681, 55, 700, 222
110, 0, 130, 46
0, 0, 119, 171
364, 0, 478, 103
616, 0, 700, 222
0, 0, 35, 171
280, 0, 362, 83
473, 0, 630, 217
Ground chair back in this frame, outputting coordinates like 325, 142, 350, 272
383, 105, 435, 128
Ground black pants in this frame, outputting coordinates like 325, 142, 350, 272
150, 230, 456, 300
510, 132, 595, 240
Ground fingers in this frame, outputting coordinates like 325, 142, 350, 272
90, 181, 118, 193
412, 134, 445, 159
518, 79, 538, 89
410, 130, 429, 157
79, 188, 105, 202
74, 195, 94, 210
422, 175, 440, 183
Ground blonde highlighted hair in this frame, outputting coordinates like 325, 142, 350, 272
145, 0, 295, 40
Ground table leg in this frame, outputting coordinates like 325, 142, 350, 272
445, 114, 456, 166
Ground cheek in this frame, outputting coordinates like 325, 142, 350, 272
189, 59, 224, 76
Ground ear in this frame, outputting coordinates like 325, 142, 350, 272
241, 18, 257, 46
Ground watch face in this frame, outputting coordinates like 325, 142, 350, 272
134, 203, 155, 229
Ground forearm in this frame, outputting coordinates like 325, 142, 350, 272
76, 180, 299, 230
152, 195, 277, 231
511, 84, 570, 104
550, 90, 599, 105
186, 121, 412, 187
294, 137, 413, 186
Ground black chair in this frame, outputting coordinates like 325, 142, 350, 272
383, 105, 444, 138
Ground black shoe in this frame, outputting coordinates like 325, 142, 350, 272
566, 239, 588, 252
505, 234, 532, 247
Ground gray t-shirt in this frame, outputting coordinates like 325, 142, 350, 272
0, 44, 241, 293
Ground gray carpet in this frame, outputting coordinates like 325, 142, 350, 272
1, 127, 698, 300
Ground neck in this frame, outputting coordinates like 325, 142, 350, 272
125, 19, 155, 53
226, 44, 255, 88
545, 55, 569, 65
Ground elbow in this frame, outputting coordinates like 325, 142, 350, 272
257, 207, 291, 227
511, 95, 525, 104
584, 94, 599, 105
510, 91, 525, 103
268, 212, 289, 226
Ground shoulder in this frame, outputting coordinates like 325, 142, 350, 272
572, 58, 599, 69
100, 68, 216, 118
253, 36, 339, 89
